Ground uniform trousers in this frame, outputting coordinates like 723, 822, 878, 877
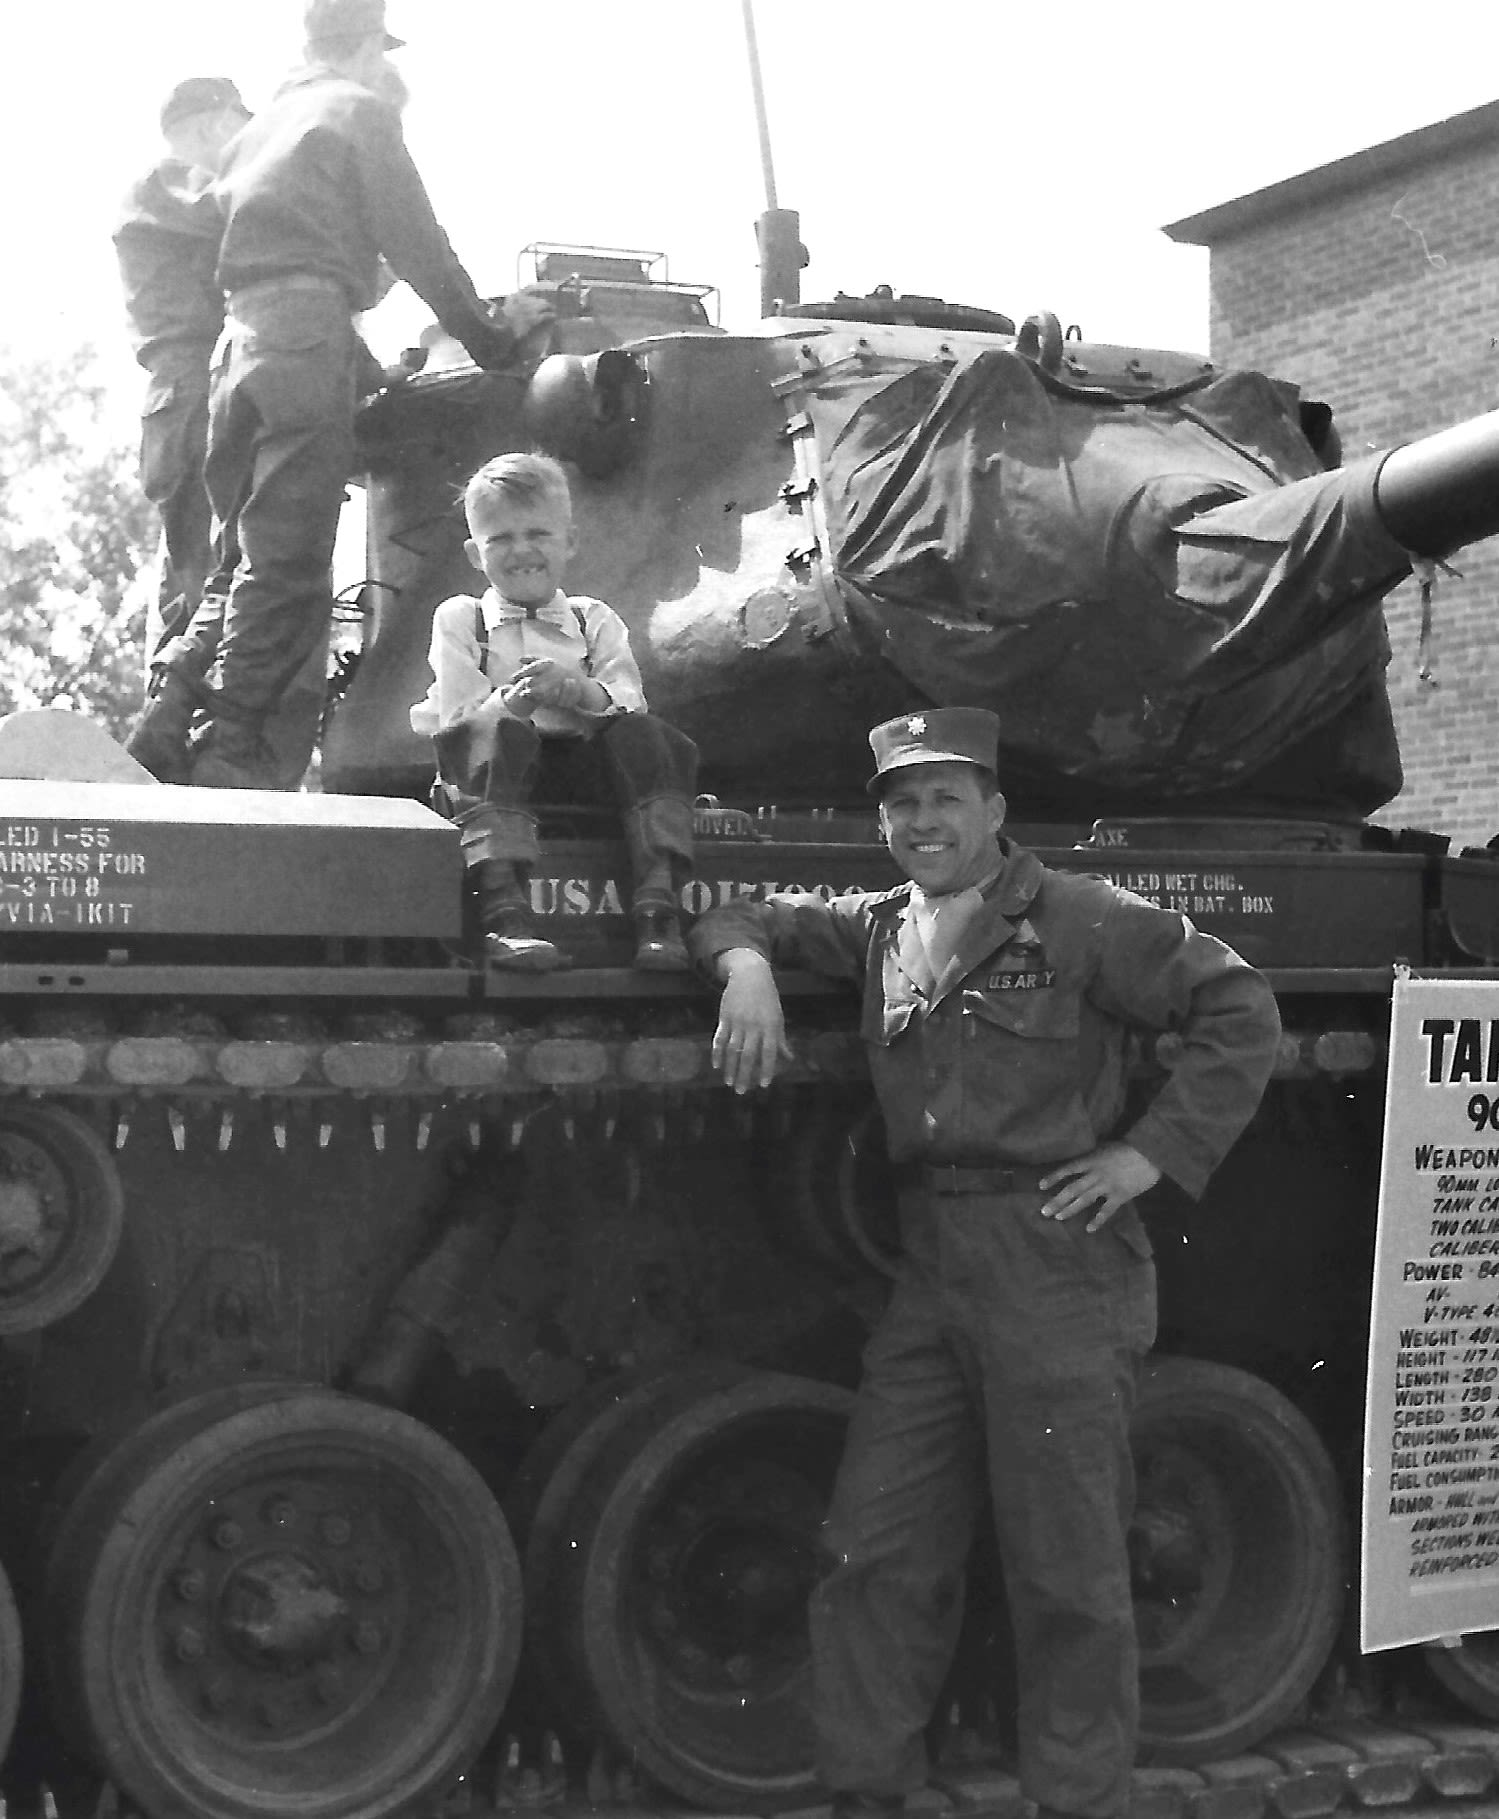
138, 337, 215, 661
811, 1182, 1156, 1818
200, 278, 356, 768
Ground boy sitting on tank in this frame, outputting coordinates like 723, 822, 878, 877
410, 452, 699, 973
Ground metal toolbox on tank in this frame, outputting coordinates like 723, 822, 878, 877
0, 780, 462, 941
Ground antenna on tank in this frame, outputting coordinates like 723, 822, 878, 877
741, 0, 805, 316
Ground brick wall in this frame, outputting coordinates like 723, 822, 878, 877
1197, 136, 1499, 848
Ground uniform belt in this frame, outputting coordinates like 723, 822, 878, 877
897, 1161, 1051, 1195
226, 273, 354, 311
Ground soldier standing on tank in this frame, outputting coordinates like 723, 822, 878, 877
113, 77, 251, 678
691, 706, 1282, 1819
131, 0, 553, 791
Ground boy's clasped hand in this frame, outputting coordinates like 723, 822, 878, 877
501, 657, 584, 715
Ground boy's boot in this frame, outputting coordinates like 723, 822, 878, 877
459, 805, 566, 973
124, 666, 201, 784
476, 861, 567, 972
187, 710, 283, 790
625, 795, 694, 972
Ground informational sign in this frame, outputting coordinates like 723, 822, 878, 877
1364, 973, 1499, 1650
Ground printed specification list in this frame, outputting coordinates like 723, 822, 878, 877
0, 822, 146, 929
1364, 975, 1499, 1649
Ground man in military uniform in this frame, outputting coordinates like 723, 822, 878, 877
114, 76, 251, 672
690, 707, 1282, 1819
137, 0, 552, 791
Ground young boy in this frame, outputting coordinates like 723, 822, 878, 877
410, 453, 699, 972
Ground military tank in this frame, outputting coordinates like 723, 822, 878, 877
7, 231, 1499, 1819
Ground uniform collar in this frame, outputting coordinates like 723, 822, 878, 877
985, 838, 1043, 918
900, 839, 1044, 1009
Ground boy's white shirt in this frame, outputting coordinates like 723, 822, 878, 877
409, 587, 647, 739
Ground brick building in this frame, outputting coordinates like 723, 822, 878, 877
1166, 101, 1499, 848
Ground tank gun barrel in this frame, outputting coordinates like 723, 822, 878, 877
1374, 408, 1499, 560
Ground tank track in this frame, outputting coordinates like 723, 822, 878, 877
9, 1713, 1499, 1819
0, 992, 1381, 1134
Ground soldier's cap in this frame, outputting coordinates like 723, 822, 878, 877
867, 707, 1001, 796
160, 76, 248, 134
305, 0, 405, 50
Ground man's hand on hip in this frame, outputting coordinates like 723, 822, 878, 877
1038, 1143, 1162, 1233
711, 950, 793, 1094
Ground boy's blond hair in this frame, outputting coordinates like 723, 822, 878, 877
462, 452, 573, 526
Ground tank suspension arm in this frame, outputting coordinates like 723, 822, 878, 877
351, 1147, 527, 1408
1374, 408, 1499, 561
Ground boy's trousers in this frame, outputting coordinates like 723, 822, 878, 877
434, 710, 699, 907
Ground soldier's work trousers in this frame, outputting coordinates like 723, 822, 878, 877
138, 338, 215, 663
435, 711, 698, 908
811, 1182, 1156, 1819
200, 278, 355, 771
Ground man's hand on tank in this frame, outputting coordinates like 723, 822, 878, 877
712, 953, 792, 1093
1038, 1143, 1162, 1232
496, 291, 556, 338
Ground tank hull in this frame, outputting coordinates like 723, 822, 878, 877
2, 760, 1499, 1808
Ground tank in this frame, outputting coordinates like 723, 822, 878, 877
5, 252, 1499, 1819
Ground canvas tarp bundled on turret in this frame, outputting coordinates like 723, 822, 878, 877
796, 347, 1415, 815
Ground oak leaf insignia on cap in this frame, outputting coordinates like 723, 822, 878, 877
866, 706, 1001, 795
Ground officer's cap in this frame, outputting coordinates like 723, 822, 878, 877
305, 0, 405, 50
866, 707, 1001, 796
160, 76, 248, 134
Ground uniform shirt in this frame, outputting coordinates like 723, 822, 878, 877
214, 65, 510, 367
689, 839, 1281, 1202
113, 159, 225, 365
409, 588, 648, 740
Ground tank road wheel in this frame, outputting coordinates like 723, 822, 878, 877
513, 1361, 749, 1727
555, 1370, 854, 1810
0, 1103, 124, 1333
1424, 1632, 1499, 1719
44, 1378, 308, 1756
771, 1094, 900, 1280
1131, 1356, 1347, 1762
54, 1389, 522, 1819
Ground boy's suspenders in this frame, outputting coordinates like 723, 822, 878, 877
473, 600, 594, 680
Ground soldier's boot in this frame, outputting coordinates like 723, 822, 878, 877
124, 668, 203, 784
188, 712, 283, 790
458, 805, 567, 973
625, 795, 694, 973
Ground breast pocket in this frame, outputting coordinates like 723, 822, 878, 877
963, 982, 1080, 1041
961, 982, 1097, 1155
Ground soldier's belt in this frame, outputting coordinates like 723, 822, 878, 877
226, 273, 354, 312
897, 1161, 1052, 1195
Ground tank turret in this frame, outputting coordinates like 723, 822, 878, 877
325, 280, 1499, 823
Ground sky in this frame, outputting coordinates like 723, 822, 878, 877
4, 0, 1499, 433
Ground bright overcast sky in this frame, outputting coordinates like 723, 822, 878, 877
5, 0, 1498, 430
